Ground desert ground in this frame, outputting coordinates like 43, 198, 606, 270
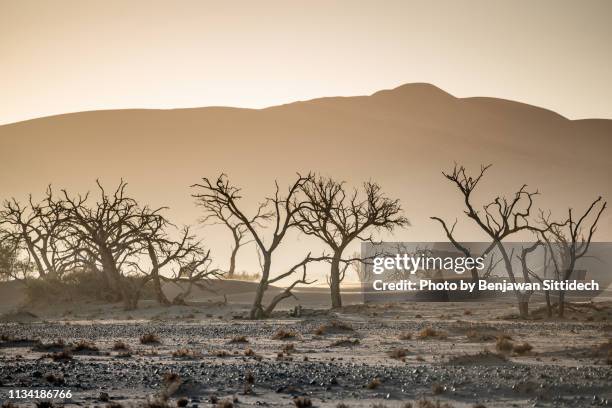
1, 281, 611, 408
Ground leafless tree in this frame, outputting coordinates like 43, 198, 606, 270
0, 188, 73, 280
431, 164, 541, 318
192, 173, 323, 319
296, 177, 408, 308
60, 180, 167, 309
538, 197, 606, 317
194, 192, 252, 278
142, 225, 221, 306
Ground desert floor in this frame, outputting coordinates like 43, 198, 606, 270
0, 282, 611, 408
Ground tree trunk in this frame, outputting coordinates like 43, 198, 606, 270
329, 254, 342, 309
250, 257, 270, 319
518, 300, 529, 319
558, 291, 565, 317
152, 268, 170, 306
228, 245, 238, 278
544, 290, 552, 318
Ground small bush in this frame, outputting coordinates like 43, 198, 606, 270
398, 332, 412, 340
229, 335, 249, 343
112, 341, 129, 350
431, 383, 445, 394
72, 340, 98, 352
495, 336, 514, 352
314, 320, 354, 335
337, 404, 350, 408
417, 327, 447, 339
388, 348, 409, 360
273, 328, 298, 340
49, 350, 72, 361
176, 398, 189, 407
512, 342, 533, 354
140, 333, 161, 344
282, 343, 296, 354
172, 348, 202, 359
367, 378, 381, 389
293, 396, 312, 408
330, 338, 360, 347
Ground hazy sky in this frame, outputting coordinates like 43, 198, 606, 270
1, 0, 611, 125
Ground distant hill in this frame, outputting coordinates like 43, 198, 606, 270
1, 83, 610, 273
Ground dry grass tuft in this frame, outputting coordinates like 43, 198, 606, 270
282, 343, 296, 354
49, 350, 73, 361
431, 382, 445, 394
472, 404, 487, 408
512, 342, 533, 354
330, 338, 360, 347
417, 327, 447, 340
293, 396, 312, 407
176, 397, 189, 407
140, 333, 161, 344
172, 348, 202, 359
273, 328, 298, 340
336, 404, 350, 408
44, 372, 65, 385
415, 398, 454, 408
388, 348, 409, 360
72, 340, 99, 352
213, 349, 231, 357
34, 339, 65, 351
229, 335, 249, 343
215, 399, 234, 408
495, 336, 514, 352
398, 332, 412, 340
367, 378, 381, 389
314, 320, 354, 335
112, 341, 129, 350
244, 348, 256, 356
465, 330, 495, 342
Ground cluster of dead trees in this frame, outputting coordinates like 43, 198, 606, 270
0, 181, 220, 310
191, 173, 408, 318
0, 174, 407, 317
0, 166, 606, 320
433, 163, 606, 318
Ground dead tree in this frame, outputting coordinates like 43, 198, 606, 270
142, 225, 221, 306
60, 180, 166, 309
431, 164, 540, 318
194, 193, 251, 278
0, 188, 72, 280
296, 176, 408, 308
539, 197, 606, 317
192, 173, 321, 319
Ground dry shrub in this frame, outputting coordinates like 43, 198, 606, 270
472, 404, 487, 408
415, 399, 454, 408
49, 350, 73, 361
330, 338, 360, 347
160, 372, 182, 398
403, 404, 413, 408
112, 341, 129, 350
495, 336, 514, 352
463, 310, 472, 315
140, 333, 161, 344
34, 339, 66, 351
512, 342, 533, 354
314, 320, 354, 335
244, 348, 256, 356
431, 382, 445, 394
172, 348, 202, 359
398, 332, 412, 340
215, 400, 234, 408
417, 327, 447, 340
107, 403, 124, 408
293, 396, 312, 407
143, 398, 173, 408
606, 349, 612, 365
72, 340, 99, 352
213, 349, 231, 357
388, 348, 409, 360
465, 330, 495, 342
35, 403, 55, 408
176, 398, 189, 407
44, 372, 65, 385
367, 378, 381, 389
229, 335, 248, 343
273, 328, 298, 340
282, 343, 296, 354
337, 404, 350, 408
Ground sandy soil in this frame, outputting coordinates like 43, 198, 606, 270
0, 282, 611, 408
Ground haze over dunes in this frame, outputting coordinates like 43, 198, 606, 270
1, 83, 611, 262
